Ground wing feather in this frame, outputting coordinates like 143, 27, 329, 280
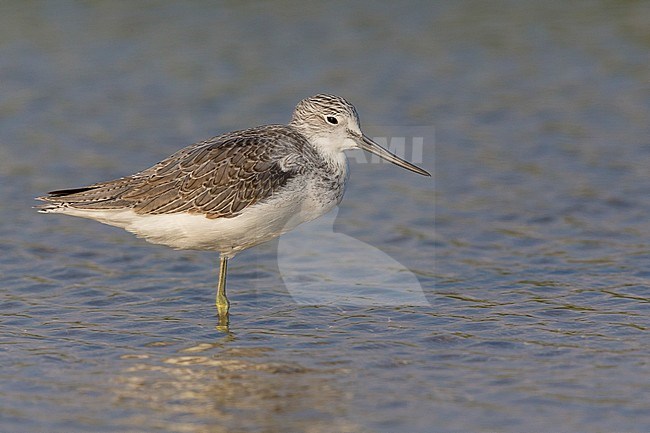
37, 125, 316, 218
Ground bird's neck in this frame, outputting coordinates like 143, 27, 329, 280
288, 124, 349, 175
309, 136, 349, 173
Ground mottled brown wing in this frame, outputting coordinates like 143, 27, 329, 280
39, 126, 311, 219
125, 132, 300, 218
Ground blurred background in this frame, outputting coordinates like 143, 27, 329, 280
1, 1, 649, 432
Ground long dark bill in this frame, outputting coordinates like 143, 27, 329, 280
358, 134, 431, 176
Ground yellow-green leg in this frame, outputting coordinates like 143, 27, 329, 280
216, 255, 230, 328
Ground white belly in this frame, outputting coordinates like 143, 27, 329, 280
50, 178, 340, 257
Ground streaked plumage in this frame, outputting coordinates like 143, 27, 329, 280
37, 94, 430, 325
45, 126, 318, 219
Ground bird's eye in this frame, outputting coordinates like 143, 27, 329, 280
326, 116, 338, 125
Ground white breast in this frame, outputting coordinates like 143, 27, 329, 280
50, 175, 343, 257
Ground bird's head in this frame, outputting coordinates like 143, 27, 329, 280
290, 94, 430, 176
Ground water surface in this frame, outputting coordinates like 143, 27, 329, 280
1, 1, 649, 432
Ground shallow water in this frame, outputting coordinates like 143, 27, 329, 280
1, 1, 649, 432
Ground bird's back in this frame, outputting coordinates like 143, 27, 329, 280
38, 124, 324, 220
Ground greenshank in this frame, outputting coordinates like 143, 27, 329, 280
37, 94, 430, 325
